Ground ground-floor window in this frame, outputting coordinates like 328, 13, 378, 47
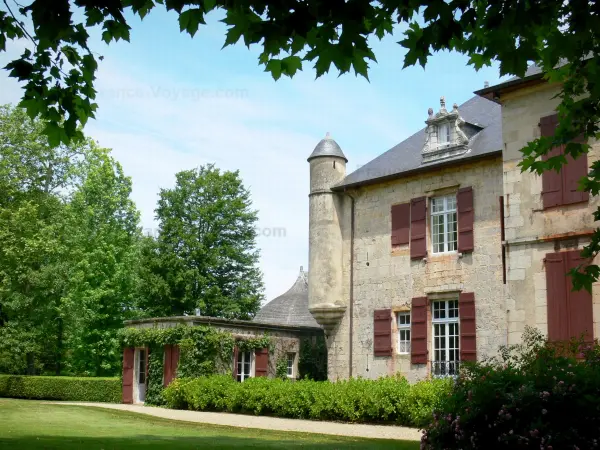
287, 353, 295, 378
431, 299, 460, 377
397, 311, 411, 354
237, 351, 252, 382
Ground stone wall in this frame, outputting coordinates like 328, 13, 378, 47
501, 82, 600, 344
341, 156, 505, 382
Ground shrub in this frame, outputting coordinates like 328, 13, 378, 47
0, 375, 121, 402
422, 327, 600, 449
163, 373, 450, 427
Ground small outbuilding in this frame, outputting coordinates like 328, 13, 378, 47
121, 267, 325, 404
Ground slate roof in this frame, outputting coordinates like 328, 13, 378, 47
333, 95, 502, 190
253, 267, 321, 328
308, 132, 348, 162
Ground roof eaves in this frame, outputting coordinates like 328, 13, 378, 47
332, 149, 502, 192
474, 72, 545, 102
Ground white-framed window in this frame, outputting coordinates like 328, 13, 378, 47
431, 300, 460, 377
431, 195, 458, 254
438, 123, 451, 145
286, 353, 295, 378
397, 312, 411, 354
237, 351, 253, 382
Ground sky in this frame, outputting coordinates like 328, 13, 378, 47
0, 8, 507, 303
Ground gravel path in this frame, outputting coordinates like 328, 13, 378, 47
51, 402, 422, 441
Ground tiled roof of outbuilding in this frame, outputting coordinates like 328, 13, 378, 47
253, 267, 321, 329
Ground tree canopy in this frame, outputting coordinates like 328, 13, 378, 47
137, 165, 264, 320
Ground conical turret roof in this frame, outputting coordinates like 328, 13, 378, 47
253, 267, 320, 328
307, 132, 347, 162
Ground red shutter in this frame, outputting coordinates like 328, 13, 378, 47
411, 297, 428, 364
232, 345, 239, 380
163, 345, 180, 387
566, 250, 594, 343
457, 187, 474, 253
122, 347, 134, 404
373, 309, 392, 356
563, 151, 589, 205
410, 197, 427, 259
545, 252, 570, 341
172, 345, 180, 378
391, 203, 410, 247
459, 292, 477, 361
163, 345, 173, 387
540, 114, 564, 209
255, 347, 269, 377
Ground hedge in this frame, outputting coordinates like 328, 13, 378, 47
0, 375, 121, 403
164, 374, 452, 428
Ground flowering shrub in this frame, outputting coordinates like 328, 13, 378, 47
422, 327, 600, 449
164, 374, 451, 427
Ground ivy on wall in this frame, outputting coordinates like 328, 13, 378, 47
275, 358, 288, 380
298, 335, 327, 381
118, 325, 273, 385
145, 346, 165, 406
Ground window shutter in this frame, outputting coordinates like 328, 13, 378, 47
373, 309, 392, 356
545, 252, 570, 341
163, 345, 172, 387
410, 297, 428, 364
565, 250, 594, 343
122, 347, 135, 404
459, 292, 477, 361
232, 345, 239, 380
563, 151, 589, 205
255, 347, 269, 377
457, 187, 474, 253
410, 197, 427, 259
540, 114, 564, 208
172, 345, 180, 378
391, 203, 410, 247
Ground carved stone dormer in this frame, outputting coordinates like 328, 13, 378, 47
422, 97, 470, 163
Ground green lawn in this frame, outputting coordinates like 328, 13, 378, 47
0, 399, 419, 449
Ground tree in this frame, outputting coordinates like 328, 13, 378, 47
64, 150, 141, 376
0, 104, 141, 376
1, 1, 599, 288
138, 164, 264, 319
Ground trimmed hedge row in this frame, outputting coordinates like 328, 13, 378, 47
164, 374, 451, 428
0, 375, 121, 403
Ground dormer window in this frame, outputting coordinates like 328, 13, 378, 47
422, 96, 471, 163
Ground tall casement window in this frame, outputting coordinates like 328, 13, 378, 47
432, 300, 460, 376
397, 312, 411, 354
138, 349, 146, 385
237, 351, 252, 382
431, 195, 458, 254
287, 353, 295, 378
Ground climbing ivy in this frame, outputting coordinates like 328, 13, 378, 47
298, 336, 327, 381
236, 335, 273, 353
145, 345, 166, 406
275, 358, 289, 380
118, 325, 273, 382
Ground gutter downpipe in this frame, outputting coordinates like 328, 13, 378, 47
344, 188, 356, 379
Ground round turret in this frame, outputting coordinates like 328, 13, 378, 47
307, 133, 348, 333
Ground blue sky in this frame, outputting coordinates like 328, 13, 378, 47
0, 8, 507, 302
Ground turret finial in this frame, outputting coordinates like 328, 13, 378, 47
440, 96, 446, 110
